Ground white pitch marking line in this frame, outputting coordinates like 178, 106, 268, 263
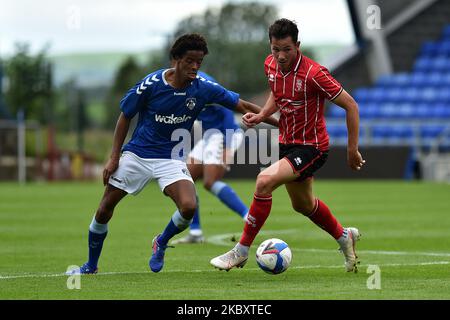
295, 248, 450, 257
1, 261, 449, 280
2, 230, 449, 280
206, 230, 450, 257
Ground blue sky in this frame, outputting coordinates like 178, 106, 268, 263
0, 0, 355, 56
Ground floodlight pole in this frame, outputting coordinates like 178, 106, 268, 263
351, 0, 393, 80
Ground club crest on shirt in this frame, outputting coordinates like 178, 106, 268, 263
295, 79, 302, 92
185, 98, 196, 110
268, 73, 275, 82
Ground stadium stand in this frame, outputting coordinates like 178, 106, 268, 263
327, 24, 450, 179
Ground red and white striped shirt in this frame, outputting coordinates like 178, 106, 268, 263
264, 53, 343, 151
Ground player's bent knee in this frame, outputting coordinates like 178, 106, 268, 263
255, 174, 275, 195
178, 200, 197, 218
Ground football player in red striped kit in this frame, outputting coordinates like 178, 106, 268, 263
210, 18, 366, 273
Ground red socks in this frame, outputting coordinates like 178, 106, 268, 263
308, 199, 344, 239
239, 194, 272, 246
239, 195, 343, 246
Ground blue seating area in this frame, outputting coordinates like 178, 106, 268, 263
327, 120, 449, 148
327, 24, 450, 149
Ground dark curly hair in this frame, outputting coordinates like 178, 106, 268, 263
268, 18, 299, 43
170, 33, 209, 60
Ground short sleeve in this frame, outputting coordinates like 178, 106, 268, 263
207, 84, 240, 110
120, 76, 152, 119
311, 67, 343, 101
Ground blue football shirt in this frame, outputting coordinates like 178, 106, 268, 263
120, 69, 240, 159
197, 72, 240, 142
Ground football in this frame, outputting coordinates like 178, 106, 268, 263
255, 238, 292, 274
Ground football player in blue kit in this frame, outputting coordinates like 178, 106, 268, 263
72, 33, 278, 274
171, 71, 249, 244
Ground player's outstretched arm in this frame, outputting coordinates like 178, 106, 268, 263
333, 89, 366, 171
235, 93, 279, 127
103, 112, 131, 185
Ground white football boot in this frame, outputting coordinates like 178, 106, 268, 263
338, 227, 361, 273
210, 247, 248, 271
171, 233, 205, 244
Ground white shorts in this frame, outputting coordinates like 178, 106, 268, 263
189, 130, 244, 165
108, 151, 194, 195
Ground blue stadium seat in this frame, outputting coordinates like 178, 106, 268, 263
443, 73, 450, 86
414, 103, 431, 119
368, 101, 450, 120
426, 72, 444, 87
395, 73, 412, 87
327, 124, 347, 136
403, 88, 421, 103
442, 25, 450, 40
415, 57, 450, 72
420, 41, 450, 57
327, 104, 345, 118
409, 72, 428, 87
420, 41, 439, 56
376, 75, 392, 87
410, 72, 450, 87
345, 24, 450, 148
373, 102, 420, 119
437, 41, 450, 56
352, 88, 371, 103
379, 103, 398, 118
421, 87, 440, 103
370, 88, 387, 103
392, 125, 414, 139
397, 103, 415, 119
385, 88, 404, 103
438, 90, 450, 103
326, 124, 347, 144
372, 124, 415, 144
327, 124, 367, 144
420, 124, 450, 148
421, 124, 446, 137
433, 56, 450, 71
431, 104, 450, 118
372, 125, 391, 139
414, 57, 433, 72
376, 73, 410, 88
356, 103, 368, 118
358, 103, 380, 119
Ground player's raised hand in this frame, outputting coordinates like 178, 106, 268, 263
103, 158, 119, 186
242, 112, 261, 128
347, 149, 366, 171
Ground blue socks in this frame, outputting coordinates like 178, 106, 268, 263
210, 181, 248, 218
190, 196, 201, 231
158, 211, 192, 245
87, 216, 108, 269
186, 182, 248, 233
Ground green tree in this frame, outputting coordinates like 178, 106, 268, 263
171, 1, 278, 97
4, 43, 53, 123
104, 56, 145, 129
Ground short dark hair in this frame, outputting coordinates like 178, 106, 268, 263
170, 33, 209, 60
268, 19, 299, 43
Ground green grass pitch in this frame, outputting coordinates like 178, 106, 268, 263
1, 180, 449, 299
